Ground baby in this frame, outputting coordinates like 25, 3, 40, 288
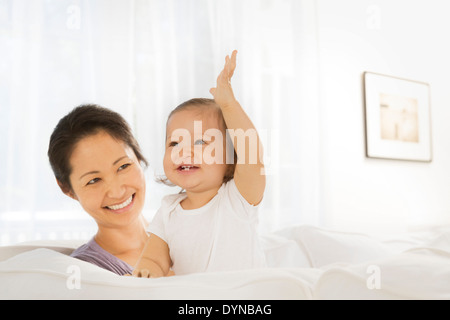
133, 51, 266, 277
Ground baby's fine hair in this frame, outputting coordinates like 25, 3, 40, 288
167, 98, 226, 129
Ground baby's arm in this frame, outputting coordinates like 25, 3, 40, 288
132, 234, 172, 278
210, 50, 265, 205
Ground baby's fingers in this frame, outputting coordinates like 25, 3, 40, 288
216, 67, 230, 87
228, 50, 237, 78
224, 50, 237, 81
132, 268, 151, 278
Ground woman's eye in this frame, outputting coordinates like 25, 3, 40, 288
118, 163, 131, 171
169, 141, 179, 147
194, 139, 206, 145
87, 178, 100, 186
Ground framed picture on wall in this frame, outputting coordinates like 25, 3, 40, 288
363, 72, 432, 162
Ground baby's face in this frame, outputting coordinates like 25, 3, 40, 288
163, 108, 229, 193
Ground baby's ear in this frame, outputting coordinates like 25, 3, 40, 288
57, 179, 78, 201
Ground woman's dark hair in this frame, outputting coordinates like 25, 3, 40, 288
48, 104, 148, 193
163, 98, 237, 185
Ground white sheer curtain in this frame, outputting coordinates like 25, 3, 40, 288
0, 0, 321, 245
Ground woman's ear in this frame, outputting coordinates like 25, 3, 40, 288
56, 179, 78, 201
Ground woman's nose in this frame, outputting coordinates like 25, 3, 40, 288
106, 179, 126, 199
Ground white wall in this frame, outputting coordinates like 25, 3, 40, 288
316, 0, 450, 233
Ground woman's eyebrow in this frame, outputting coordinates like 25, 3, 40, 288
79, 170, 100, 180
113, 156, 129, 166
79, 156, 129, 180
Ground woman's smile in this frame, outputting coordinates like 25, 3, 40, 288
104, 193, 136, 213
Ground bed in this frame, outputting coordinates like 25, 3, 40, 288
1, 224, 449, 300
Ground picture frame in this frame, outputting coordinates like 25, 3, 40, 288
363, 72, 432, 162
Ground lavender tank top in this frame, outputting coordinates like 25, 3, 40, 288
70, 238, 133, 276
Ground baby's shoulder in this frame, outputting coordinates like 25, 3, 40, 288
160, 192, 187, 210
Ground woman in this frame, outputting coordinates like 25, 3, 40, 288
48, 104, 150, 276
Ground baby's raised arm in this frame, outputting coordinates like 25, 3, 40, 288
210, 50, 266, 205
132, 234, 172, 278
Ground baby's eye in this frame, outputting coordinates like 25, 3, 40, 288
194, 139, 206, 145
87, 178, 100, 186
169, 141, 179, 147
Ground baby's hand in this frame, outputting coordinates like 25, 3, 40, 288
210, 50, 238, 109
132, 268, 154, 278
167, 270, 176, 277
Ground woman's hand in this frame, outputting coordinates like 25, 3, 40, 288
210, 50, 238, 110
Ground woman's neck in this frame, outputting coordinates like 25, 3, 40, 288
94, 215, 149, 262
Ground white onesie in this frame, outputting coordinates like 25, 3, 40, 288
147, 179, 267, 275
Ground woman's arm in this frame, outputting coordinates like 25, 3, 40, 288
210, 51, 266, 205
132, 234, 172, 278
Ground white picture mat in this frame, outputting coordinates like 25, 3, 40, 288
364, 72, 432, 162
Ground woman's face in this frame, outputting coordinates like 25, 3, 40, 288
66, 130, 146, 229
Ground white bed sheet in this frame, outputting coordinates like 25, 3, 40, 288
1, 224, 449, 300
